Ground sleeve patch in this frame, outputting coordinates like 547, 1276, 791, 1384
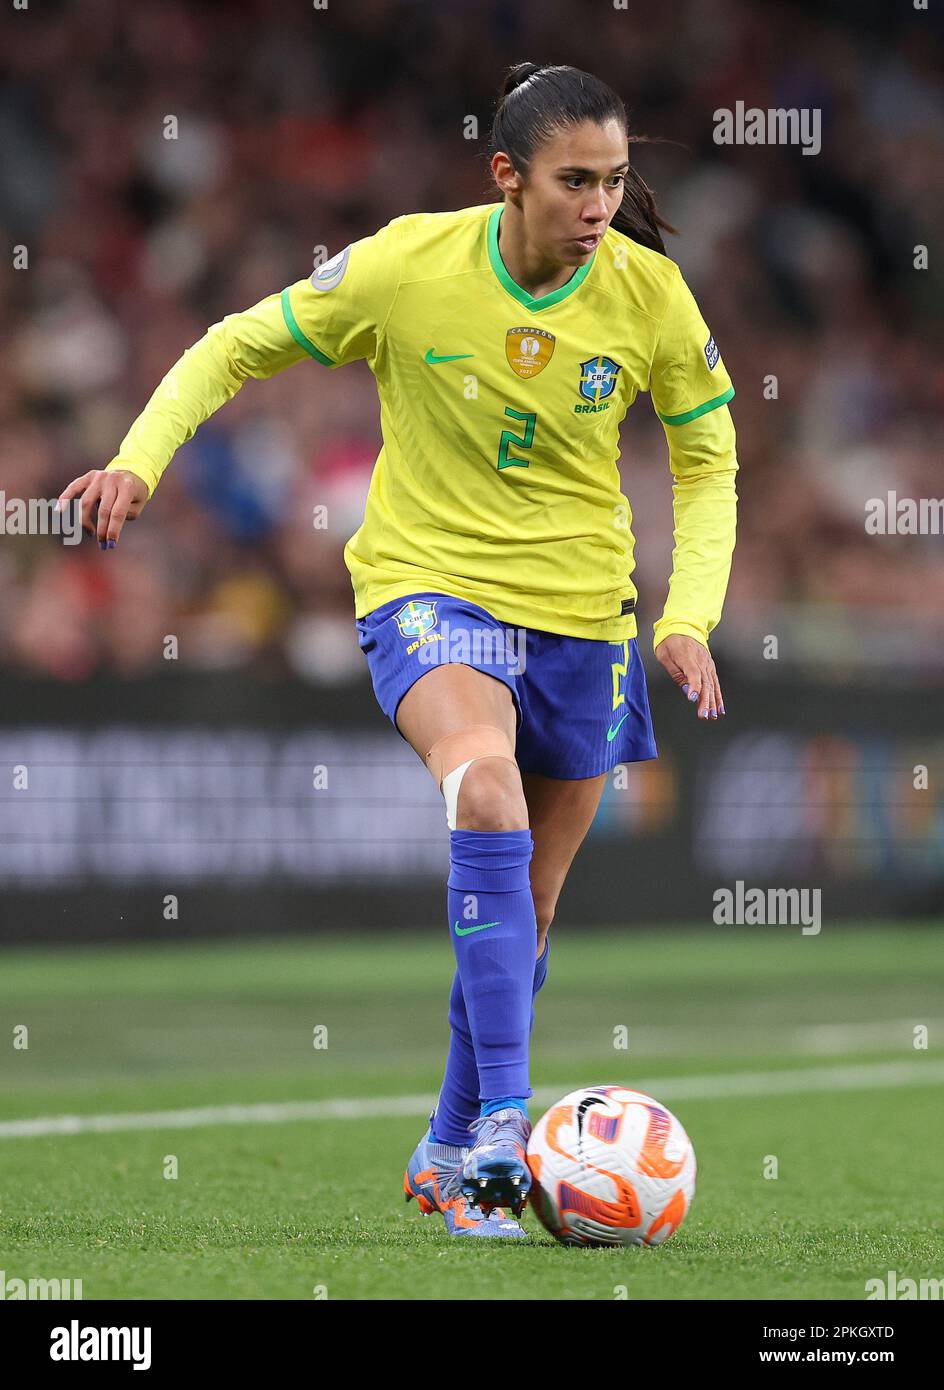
704, 334, 720, 371
310, 245, 351, 293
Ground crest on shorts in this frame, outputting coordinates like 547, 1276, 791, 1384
578, 355, 621, 403
506, 327, 555, 379
394, 599, 438, 639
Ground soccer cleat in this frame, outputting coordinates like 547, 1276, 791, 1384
460, 1107, 533, 1217
403, 1122, 528, 1238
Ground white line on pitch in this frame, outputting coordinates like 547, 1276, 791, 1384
0, 1059, 941, 1141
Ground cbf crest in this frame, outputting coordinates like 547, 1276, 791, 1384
506, 327, 556, 379
578, 355, 622, 404
394, 599, 438, 639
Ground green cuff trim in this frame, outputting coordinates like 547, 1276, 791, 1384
658, 386, 734, 427
281, 288, 335, 366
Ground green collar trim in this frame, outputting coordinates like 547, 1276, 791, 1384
486, 204, 596, 312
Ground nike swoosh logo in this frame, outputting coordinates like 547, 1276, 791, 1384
425, 348, 474, 364
606, 711, 630, 742
454, 920, 501, 936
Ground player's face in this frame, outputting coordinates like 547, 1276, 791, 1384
525, 118, 629, 265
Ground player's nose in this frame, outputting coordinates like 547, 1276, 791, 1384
582, 194, 608, 225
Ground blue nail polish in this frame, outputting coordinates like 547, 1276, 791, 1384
688, 690, 699, 702
106, 539, 116, 549
681, 683, 690, 696
720, 705, 727, 715
710, 709, 718, 719
98, 540, 107, 550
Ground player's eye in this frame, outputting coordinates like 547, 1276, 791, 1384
564, 174, 626, 189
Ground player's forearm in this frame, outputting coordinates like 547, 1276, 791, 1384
104, 292, 305, 498
652, 465, 738, 650
651, 396, 739, 652
103, 331, 242, 498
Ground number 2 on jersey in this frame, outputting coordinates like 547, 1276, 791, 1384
496, 407, 537, 470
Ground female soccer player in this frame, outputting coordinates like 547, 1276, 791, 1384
59, 63, 737, 1239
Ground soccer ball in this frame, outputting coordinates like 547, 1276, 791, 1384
526, 1085, 696, 1247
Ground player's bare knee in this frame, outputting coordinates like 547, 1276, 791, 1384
425, 723, 522, 830
533, 899, 555, 953
534, 902, 555, 934
455, 756, 528, 831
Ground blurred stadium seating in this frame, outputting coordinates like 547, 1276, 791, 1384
0, 0, 942, 936
2, 0, 942, 684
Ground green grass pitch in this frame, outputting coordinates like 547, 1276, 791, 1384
1, 924, 942, 1300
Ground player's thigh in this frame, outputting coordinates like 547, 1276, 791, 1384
396, 662, 516, 750
396, 664, 525, 828
523, 771, 608, 945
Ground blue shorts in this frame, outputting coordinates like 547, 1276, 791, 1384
355, 591, 657, 779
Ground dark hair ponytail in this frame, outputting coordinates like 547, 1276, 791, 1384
488, 62, 677, 256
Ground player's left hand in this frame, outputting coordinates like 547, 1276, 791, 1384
655, 634, 725, 721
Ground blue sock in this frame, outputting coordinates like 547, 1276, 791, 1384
432, 938, 549, 1147
444, 827, 537, 1123
480, 1095, 528, 1118
430, 970, 484, 1147
531, 938, 549, 1030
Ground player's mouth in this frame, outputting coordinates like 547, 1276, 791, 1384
573, 233, 602, 253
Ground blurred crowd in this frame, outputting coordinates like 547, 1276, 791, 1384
1, 0, 942, 683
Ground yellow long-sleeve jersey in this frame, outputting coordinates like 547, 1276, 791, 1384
106, 201, 738, 649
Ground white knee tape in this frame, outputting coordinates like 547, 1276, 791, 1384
441, 759, 474, 831
425, 725, 517, 830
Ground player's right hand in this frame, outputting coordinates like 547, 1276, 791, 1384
56, 468, 150, 549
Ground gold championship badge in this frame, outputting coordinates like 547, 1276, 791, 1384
505, 327, 556, 379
